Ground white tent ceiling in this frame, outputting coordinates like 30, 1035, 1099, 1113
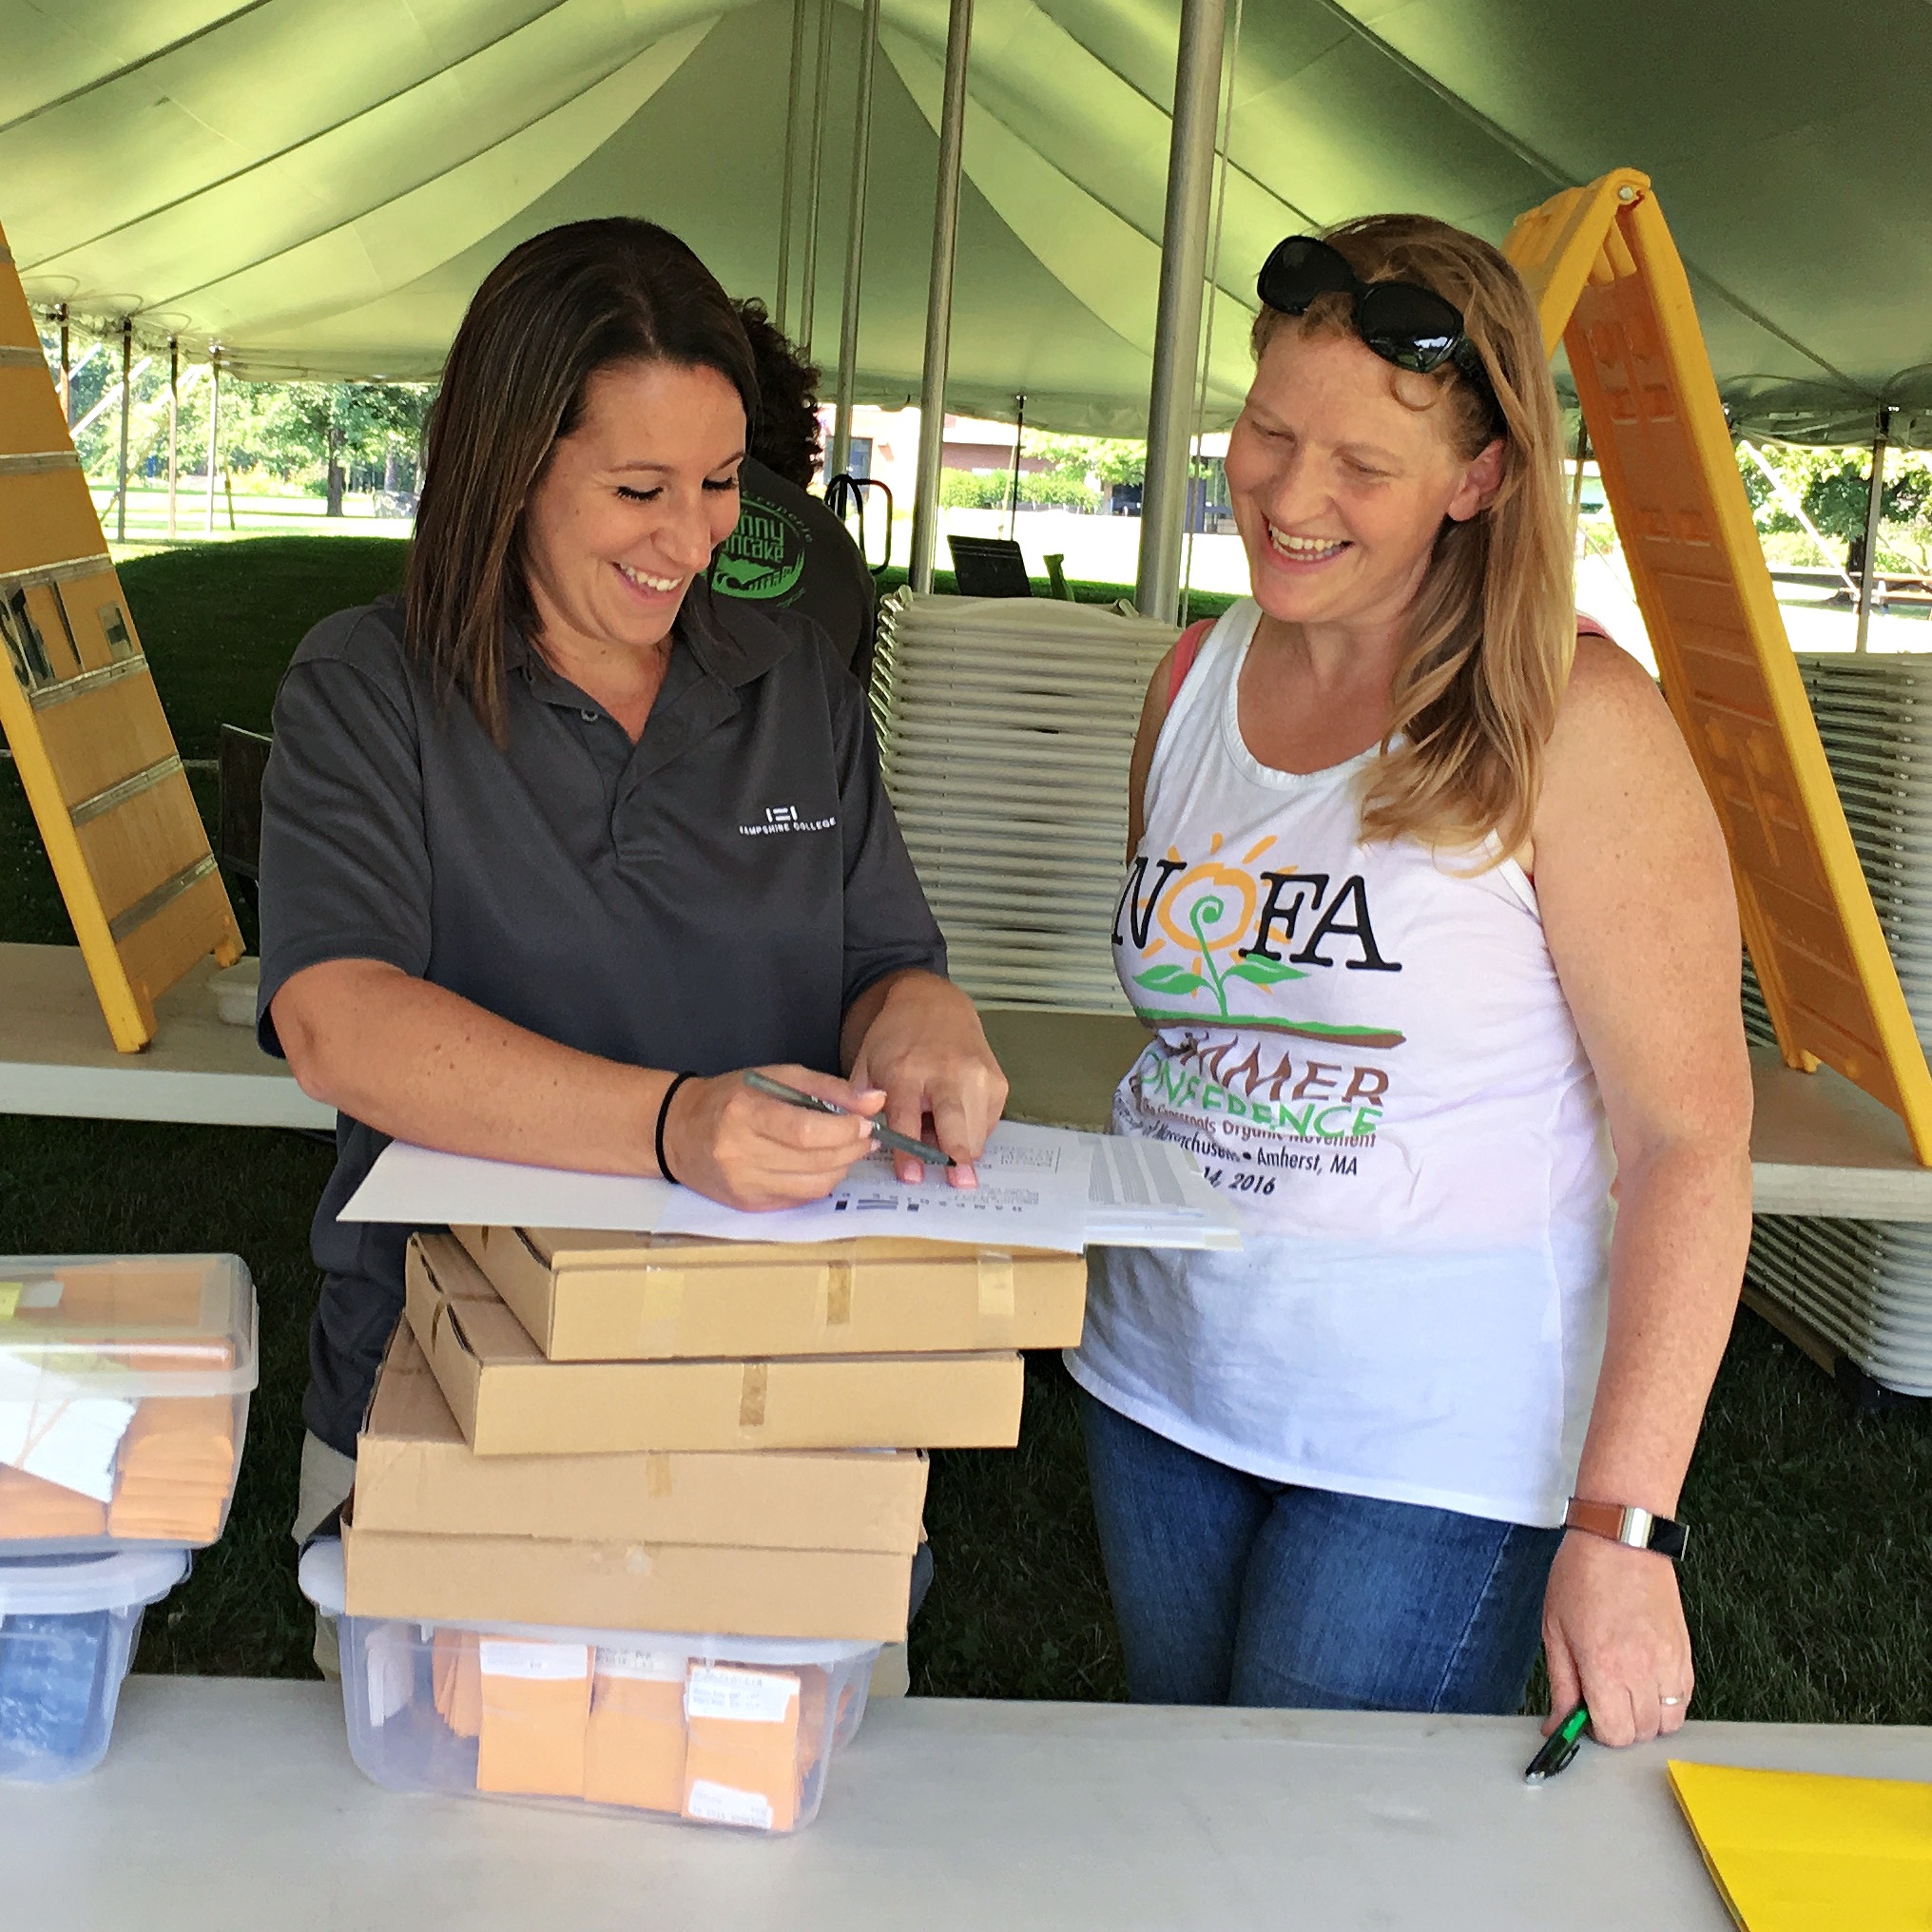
7, 0, 1930, 441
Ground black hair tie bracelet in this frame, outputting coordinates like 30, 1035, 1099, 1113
655, 1072, 697, 1186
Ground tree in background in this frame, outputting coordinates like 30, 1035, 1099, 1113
1739, 440, 1932, 573
42, 325, 431, 513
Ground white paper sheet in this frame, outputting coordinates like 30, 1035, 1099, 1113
1080, 1134, 1244, 1251
0, 1357, 136, 1502
338, 1142, 675, 1234
338, 1123, 1237, 1256
651, 1124, 1093, 1252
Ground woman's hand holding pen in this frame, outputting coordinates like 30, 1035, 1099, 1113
846, 971, 1009, 1187
658, 1064, 882, 1210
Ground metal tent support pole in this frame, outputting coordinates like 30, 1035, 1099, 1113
796, 0, 836, 357
1854, 403, 1893, 654
826, 0, 881, 483
1007, 393, 1026, 537
1568, 414, 1589, 537
1134, 0, 1228, 623
56, 305, 69, 423
166, 338, 179, 540
114, 317, 133, 543
908, 0, 975, 594
204, 349, 222, 536
774, 0, 809, 335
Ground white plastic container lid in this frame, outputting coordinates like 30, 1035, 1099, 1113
0, 1545, 188, 1614
0, 1255, 258, 1398
299, 1541, 877, 1666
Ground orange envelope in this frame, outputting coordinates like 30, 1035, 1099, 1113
433, 1629, 483, 1740
682, 1664, 802, 1832
583, 1649, 689, 1814
474, 1639, 591, 1798
106, 1395, 237, 1541
0, 1463, 107, 1539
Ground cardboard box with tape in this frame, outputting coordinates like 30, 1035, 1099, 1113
450, 1224, 1087, 1362
357, 1323, 929, 1549
406, 1232, 1024, 1457
342, 1517, 917, 1642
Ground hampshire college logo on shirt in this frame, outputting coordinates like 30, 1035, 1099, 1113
740, 803, 836, 836
713, 494, 807, 602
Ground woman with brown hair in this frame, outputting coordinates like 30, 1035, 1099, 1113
259, 219, 1004, 1550
1072, 218, 1750, 1745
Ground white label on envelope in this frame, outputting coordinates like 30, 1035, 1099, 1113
477, 1640, 590, 1682
685, 1778, 775, 1830
686, 1665, 800, 1725
595, 1647, 687, 1683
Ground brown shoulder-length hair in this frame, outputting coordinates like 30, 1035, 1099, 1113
1250, 214, 1572, 860
407, 218, 759, 742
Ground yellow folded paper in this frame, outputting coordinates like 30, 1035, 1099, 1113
1668, 1760, 1932, 1931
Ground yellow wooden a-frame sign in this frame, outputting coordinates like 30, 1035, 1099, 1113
0, 224, 242, 1050
1505, 170, 1932, 1164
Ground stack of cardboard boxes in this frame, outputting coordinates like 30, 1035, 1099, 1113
331, 1224, 1086, 1828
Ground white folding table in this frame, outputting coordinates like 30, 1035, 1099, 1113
0, 941, 330, 1130
5, 1680, 1925, 1931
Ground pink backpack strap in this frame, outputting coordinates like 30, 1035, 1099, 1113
1167, 618, 1215, 705
1575, 611, 1611, 641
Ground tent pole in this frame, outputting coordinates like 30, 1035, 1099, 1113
1854, 403, 1892, 654
114, 317, 133, 544
774, 0, 808, 335
1568, 414, 1589, 537
56, 305, 69, 423
908, 0, 975, 594
1134, 0, 1228, 623
204, 349, 222, 536
827, 0, 881, 481
797, 0, 836, 358
166, 338, 179, 541
1007, 393, 1025, 538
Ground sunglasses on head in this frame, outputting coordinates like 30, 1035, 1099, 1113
1255, 235, 1502, 432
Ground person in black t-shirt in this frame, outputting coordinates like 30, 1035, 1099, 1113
714, 300, 876, 673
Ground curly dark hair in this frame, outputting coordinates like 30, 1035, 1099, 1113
734, 299, 823, 489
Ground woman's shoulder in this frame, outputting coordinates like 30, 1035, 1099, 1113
692, 587, 852, 696
1553, 628, 1670, 745
286, 594, 411, 683
1539, 627, 1709, 835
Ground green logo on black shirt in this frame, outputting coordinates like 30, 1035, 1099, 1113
714, 495, 807, 601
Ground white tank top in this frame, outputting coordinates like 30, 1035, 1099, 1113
1069, 600, 1614, 1527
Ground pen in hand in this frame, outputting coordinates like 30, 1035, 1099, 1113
741, 1070, 956, 1169
1523, 1702, 1592, 1785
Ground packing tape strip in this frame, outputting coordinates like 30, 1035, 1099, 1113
639, 1267, 685, 1326
739, 1362, 768, 1429
976, 1251, 1016, 1322
824, 1260, 854, 1326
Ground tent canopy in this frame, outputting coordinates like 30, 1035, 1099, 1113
8, 0, 1930, 444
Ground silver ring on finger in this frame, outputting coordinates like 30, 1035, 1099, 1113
1659, 1694, 1686, 1708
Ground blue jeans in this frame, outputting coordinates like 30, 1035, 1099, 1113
1079, 1390, 1561, 1712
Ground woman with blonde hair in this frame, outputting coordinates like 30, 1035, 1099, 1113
1072, 217, 1750, 1746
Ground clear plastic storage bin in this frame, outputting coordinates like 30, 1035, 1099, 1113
0, 1255, 257, 1555
0, 1546, 188, 1782
299, 1541, 879, 1834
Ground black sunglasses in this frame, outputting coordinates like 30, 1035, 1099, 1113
1255, 235, 1501, 431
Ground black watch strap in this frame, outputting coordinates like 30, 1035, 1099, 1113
1563, 1497, 1689, 1561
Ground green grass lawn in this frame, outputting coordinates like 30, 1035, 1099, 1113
3, 535, 1928, 1722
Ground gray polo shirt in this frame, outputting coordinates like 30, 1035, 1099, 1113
258, 586, 945, 1453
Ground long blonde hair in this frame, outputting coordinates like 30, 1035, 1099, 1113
1250, 215, 1572, 859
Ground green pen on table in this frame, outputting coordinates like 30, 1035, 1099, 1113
1523, 1701, 1592, 1784
742, 1070, 956, 1169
